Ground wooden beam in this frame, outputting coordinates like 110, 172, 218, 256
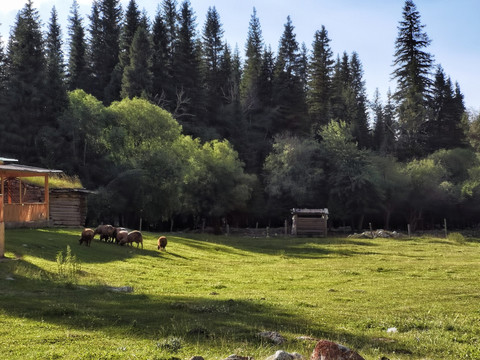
0, 194, 4, 258
44, 175, 49, 222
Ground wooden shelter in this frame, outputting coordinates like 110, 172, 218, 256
0, 157, 62, 257
0, 164, 62, 226
291, 208, 329, 237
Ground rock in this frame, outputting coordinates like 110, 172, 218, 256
258, 331, 286, 345
106, 286, 134, 293
310, 340, 365, 360
265, 350, 304, 360
223, 355, 254, 360
386, 327, 397, 333
189, 357, 205, 360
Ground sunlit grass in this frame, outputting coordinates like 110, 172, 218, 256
0, 229, 479, 359
22, 174, 83, 189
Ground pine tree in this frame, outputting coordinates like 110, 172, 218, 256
240, 7, 263, 111
392, 0, 433, 157
172, 0, 202, 134
272, 16, 307, 134
67, 0, 89, 91
349, 52, 370, 148
425, 65, 466, 151
202, 6, 225, 127
2, 0, 48, 162
151, 8, 173, 107
101, 0, 122, 103
121, 25, 153, 99
45, 6, 68, 116
307, 25, 334, 134
87, 0, 122, 103
258, 46, 274, 107
110, 0, 140, 101
87, 1, 104, 100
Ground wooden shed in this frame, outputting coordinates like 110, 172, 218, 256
49, 188, 90, 227
291, 208, 329, 237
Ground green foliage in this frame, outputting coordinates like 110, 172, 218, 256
182, 139, 256, 219
55, 245, 80, 285
264, 135, 325, 208
319, 121, 382, 229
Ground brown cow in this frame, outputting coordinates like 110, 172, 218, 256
157, 236, 167, 251
119, 230, 143, 249
79, 228, 94, 246
94, 224, 115, 242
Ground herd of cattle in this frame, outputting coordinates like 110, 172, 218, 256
79, 225, 167, 251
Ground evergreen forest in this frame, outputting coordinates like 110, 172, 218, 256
1, 0, 480, 232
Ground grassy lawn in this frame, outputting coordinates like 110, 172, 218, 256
0, 228, 479, 359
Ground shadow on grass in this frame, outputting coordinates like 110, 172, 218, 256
172, 235, 381, 259
0, 266, 398, 355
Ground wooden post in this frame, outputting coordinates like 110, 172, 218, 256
266, 226, 270, 238
0, 194, 4, 258
44, 175, 49, 222
407, 224, 411, 237
369, 222, 373, 238
284, 219, 288, 237
255, 222, 258, 238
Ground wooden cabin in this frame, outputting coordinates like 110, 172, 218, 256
291, 208, 329, 237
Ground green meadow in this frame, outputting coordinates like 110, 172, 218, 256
0, 228, 479, 359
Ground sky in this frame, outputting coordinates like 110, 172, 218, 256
0, 0, 479, 112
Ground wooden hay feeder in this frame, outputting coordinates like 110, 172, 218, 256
291, 208, 329, 237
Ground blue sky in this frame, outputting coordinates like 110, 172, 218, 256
1, 0, 479, 112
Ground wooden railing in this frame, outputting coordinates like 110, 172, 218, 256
3, 203, 48, 223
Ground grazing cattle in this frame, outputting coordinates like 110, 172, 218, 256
118, 230, 143, 249
94, 224, 115, 242
127, 230, 143, 249
79, 228, 94, 247
157, 236, 167, 251
112, 227, 127, 244
115, 230, 128, 245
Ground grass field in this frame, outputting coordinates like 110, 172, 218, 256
0, 228, 479, 359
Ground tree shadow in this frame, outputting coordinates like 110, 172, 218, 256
172, 235, 380, 259
0, 264, 399, 356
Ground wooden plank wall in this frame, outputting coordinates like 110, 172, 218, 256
49, 192, 87, 227
296, 217, 327, 236
4, 203, 48, 222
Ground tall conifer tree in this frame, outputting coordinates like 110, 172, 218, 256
173, 0, 202, 134
67, 0, 89, 91
202, 6, 225, 128
121, 25, 153, 99
2, 0, 49, 162
392, 0, 433, 157
272, 16, 307, 134
45, 6, 68, 117
307, 25, 334, 134
240, 8, 263, 111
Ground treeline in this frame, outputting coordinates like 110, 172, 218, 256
1, 0, 480, 231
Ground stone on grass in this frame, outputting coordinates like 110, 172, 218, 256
265, 350, 304, 360
223, 355, 254, 360
310, 340, 365, 360
258, 331, 286, 344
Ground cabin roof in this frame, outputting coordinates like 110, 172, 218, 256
0, 164, 63, 177
291, 208, 329, 215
